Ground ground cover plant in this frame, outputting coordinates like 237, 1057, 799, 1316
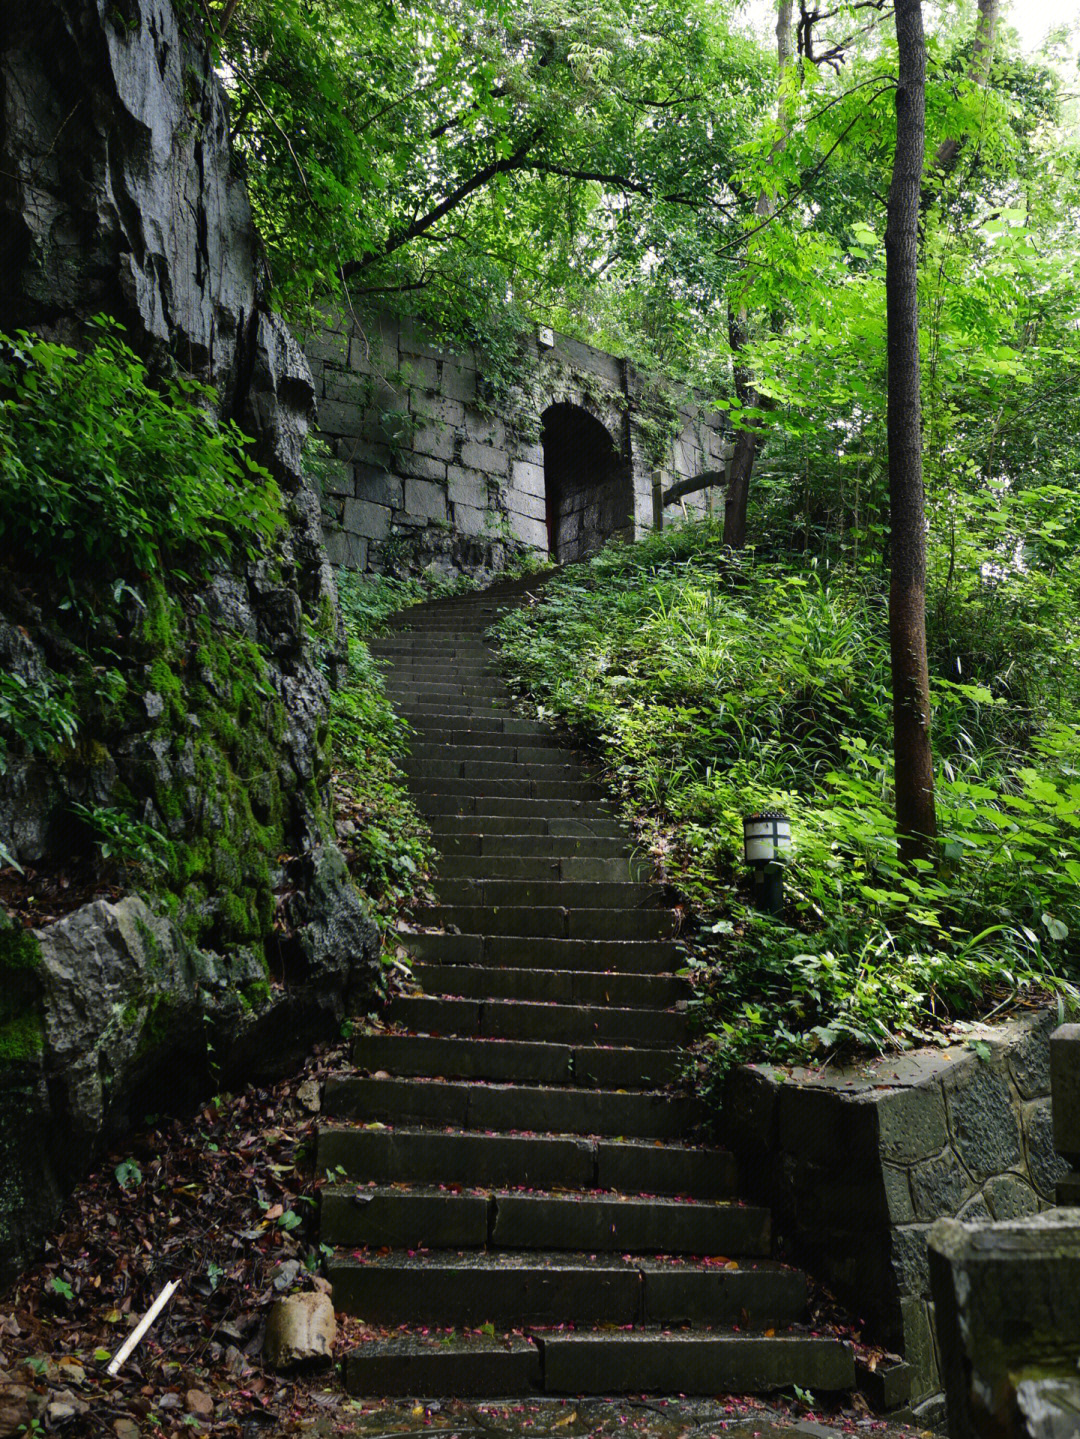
493, 520, 1080, 1070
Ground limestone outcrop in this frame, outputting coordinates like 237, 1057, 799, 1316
0, 0, 377, 1283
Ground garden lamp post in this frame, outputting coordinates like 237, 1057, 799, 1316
743, 811, 792, 916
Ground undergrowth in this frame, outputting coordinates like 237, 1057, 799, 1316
326, 571, 446, 930
493, 520, 1080, 1071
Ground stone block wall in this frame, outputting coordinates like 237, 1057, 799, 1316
722, 1010, 1067, 1416
299, 309, 729, 576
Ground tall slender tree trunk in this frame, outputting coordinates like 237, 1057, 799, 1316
724, 305, 760, 547
933, 0, 999, 172
722, 0, 792, 548
886, 0, 937, 859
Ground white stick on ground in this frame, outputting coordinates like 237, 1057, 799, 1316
106, 1279, 179, 1376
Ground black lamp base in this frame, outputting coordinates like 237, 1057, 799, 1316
750, 862, 785, 916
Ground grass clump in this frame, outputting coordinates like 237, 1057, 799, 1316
493, 520, 1080, 1069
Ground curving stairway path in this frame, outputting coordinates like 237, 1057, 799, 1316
318, 574, 855, 1398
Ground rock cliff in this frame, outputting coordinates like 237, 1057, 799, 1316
0, 0, 377, 1283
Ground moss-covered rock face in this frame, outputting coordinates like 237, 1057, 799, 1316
0, 0, 380, 1284
128, 580, 315, 956
0, 916, 43, 1064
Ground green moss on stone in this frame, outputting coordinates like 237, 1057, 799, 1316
241, 977, 272, 1011
0, 924, 41, 974
134, 992, 177, 1059
0, 1013, 45, 1063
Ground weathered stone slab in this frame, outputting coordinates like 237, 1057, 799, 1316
930, 1211, 1080, 1438
511, 459, 546, 496
454, 502, 490, 536
342, 497, 392, 539
345, 1334, 540, 1397
400, 453, 448, 484
346, 465, 399, 509
447, 469, 489, 510
1051, 1024, 1080, 1163
411, 423, 456, 461
509, 513, 549, 548
539, 1332, 855, 1396
460, 439, 510, 474
403, 477, 448, 520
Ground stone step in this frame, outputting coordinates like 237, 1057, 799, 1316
411, 962, 685, 1010
436, 832, 635, 858
372, 651, 496, 669
426, 730, 569, 752
322, 1074, 703, 1137
411, 905, 678, 940
426, 878, 665, 909
384, 683, 511, 703
538, 1331, 855, 1397
319, 1185, 771, 1255
416, 796, 613, 821
317, 1126, 738, 1198
351, 1032, 683, 1087
385, 625, 509, 637
410, 733, 569, 756
409, 777, 606, 800
344, 1334, 540, 1397
373, 654, 494, 671
383, 994, 690, 1045
408, 741, 581, 767
395, 932, 681, 974
404, 758, 592, 784
393, 698, 520, 719
425, 812, 626, 838
343, 1320, 848, 1398
436, 853, 649, 883
374, 647, 497, 663
399, 712, 548, 736
327, 1252, 807, 1329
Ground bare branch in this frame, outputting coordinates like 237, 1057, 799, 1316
342, 130, 543, 277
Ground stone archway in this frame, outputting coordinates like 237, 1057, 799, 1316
541, 403, 629, 563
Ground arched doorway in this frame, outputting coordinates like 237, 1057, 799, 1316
541, 403, 629, 563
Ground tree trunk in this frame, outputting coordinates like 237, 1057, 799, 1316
885, 0, 937, 859
722, 427, 760, 547
933, 0, 1000, 172
722, 0, 792, 548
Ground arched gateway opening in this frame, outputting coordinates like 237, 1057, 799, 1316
541, 403, 629, 563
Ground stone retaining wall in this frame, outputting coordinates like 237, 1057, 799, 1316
722, 1010, 1068, 1417
299, 310, 730, 576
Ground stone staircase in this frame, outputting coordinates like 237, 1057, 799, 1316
319, 575, 855, 1398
